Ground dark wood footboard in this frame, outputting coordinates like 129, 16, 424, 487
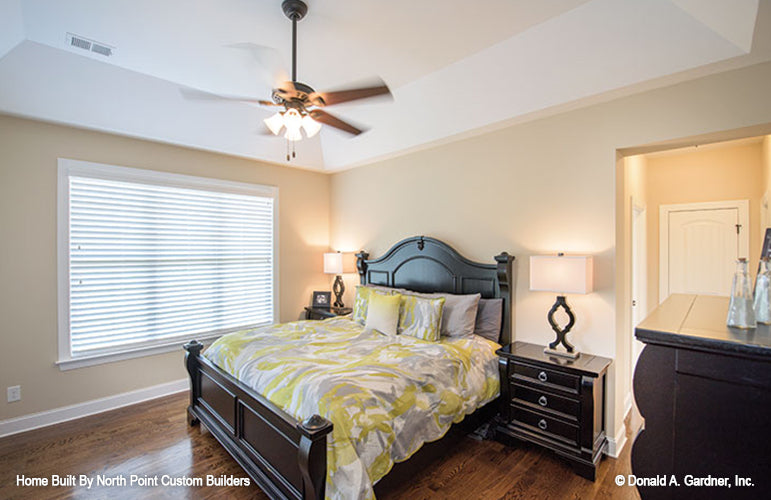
184, 340, 332, 500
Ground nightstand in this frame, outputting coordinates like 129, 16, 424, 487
495, 341, 611, 480
304, 306, 352, 320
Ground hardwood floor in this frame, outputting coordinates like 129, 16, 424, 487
0, 393, 641, 499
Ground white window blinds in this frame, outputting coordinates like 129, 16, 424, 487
59, 160, 276, 363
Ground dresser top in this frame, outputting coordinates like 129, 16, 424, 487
497, 341, 612, 377
635, 294, 771, 358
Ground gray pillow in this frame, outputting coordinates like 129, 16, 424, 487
367, 284, 406, 294
403, 290, 481, 337
474, 298, 503, 342
439, 293, 481, 337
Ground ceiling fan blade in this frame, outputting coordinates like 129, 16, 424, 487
309, 109, 365, 136
310, 79, 392, 107
179, 86, 278, 107
227, 42, 290, 89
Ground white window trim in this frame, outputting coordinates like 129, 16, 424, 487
57, 158, 279, 370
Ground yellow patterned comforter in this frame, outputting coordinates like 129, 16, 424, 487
204, 316, 500, 500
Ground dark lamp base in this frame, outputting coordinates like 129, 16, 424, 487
543, 347, 581, 359
546, 295, 580, 357
332, 275, 345, 308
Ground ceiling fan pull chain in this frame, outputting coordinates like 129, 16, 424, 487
286, 139, 290, 161
293, 141, 296, 158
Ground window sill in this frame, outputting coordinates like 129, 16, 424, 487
56, 334, 222, 371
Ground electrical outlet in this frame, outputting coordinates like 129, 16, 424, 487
7, 385, 21, 403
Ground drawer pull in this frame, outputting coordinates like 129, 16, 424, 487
538, 371, 548, 382
538, 395, 548, 407
538, 419, 548, 431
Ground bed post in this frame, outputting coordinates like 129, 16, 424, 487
356, 251, 369, 285
297, 415, 333, 500
495, 252, 515, 346
184, 340, 203, 427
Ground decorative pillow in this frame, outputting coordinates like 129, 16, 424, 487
439, 293, 481, 337
364, 291, 402, 336
352, 285, 401, 324
401, 291, 482, 337
351, 286, 370, 323
398, 295, 445, 341
474, 298, 503, 342
369, 284, 405, 294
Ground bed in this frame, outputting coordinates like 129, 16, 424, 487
184, 236, 514, 499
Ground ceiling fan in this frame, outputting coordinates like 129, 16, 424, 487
184, 0, 392, 161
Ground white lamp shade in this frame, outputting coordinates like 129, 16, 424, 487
324, 252, 343, 274
264, 112, 284, 135
302, 115, 322, 138
283, 109, 303, 141
284, 127, 302, 141
530, 255, 593, 294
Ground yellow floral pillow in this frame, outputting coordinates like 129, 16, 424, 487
398, 295, 446, 341
352, 285, 399, 324
365, 291, 402, 336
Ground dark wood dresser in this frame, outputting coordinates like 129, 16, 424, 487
633, 294, 771, 500
495, 341, 612, 480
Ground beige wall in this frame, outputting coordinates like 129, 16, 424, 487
331, 61, 771, 445
643, 142, 764, 308
0, 115, 331, 420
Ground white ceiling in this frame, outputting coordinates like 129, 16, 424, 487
0, 0, 769, 171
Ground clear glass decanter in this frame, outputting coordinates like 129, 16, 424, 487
754, 257, 771, 324
727, 257, 756, 329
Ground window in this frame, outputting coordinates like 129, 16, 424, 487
57, 159, 277, 369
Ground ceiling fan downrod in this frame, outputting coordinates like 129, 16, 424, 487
281, 0, 308, 83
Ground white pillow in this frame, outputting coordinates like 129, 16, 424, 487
364, 291, 402, 336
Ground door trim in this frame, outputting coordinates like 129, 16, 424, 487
631, 202, 646, 372
659, 200, 749, 304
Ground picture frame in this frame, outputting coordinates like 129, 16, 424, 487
311, 291, 332, 308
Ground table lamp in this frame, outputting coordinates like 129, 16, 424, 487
530, 253, 594, 359
324, 252, 345, 308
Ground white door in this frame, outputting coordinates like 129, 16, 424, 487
660, 201, 749, 302
631, 205, 647, 368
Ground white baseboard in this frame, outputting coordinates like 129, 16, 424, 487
0, 378, 188, 438
606, 422, 628, 458
605, 397, 633, 458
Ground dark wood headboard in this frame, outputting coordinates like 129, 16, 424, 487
355, 236, 514, 345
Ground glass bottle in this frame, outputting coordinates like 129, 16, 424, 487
754, 257, 771, 324
727, 258, 756, 329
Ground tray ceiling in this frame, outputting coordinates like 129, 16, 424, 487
0, 0, 769, 171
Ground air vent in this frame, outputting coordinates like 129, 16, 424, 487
91, 43, 112, 57
70, 36, 91, 51
65, 33, 115, 57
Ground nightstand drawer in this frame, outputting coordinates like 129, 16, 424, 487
510, 361, 580, 393
511, 405, 579, 446
511, 383, 579, 420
